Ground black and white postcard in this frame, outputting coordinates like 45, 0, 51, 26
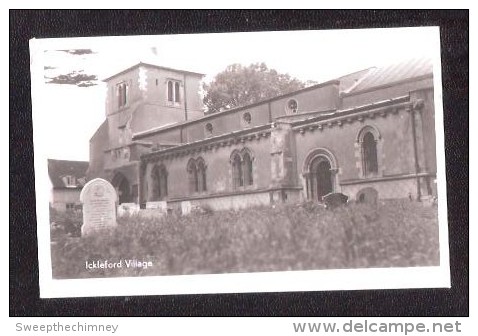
30, 27, 450, 298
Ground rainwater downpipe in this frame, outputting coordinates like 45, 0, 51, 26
410, 107, 422, 201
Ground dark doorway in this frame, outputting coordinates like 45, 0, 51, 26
112, 173, 131, 204
310, 157, 333, 201
316, 160, 333, 200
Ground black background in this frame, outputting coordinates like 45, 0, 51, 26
10, 10, 469, 316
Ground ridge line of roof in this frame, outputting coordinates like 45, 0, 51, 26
133, 78, 341, 139
343, 73, 433, 97
340, 67, 376, 94
102, 62, 205, 82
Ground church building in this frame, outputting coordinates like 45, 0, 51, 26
87, 59, 437, 211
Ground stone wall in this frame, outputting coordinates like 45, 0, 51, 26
341, 176, 419, 201
294, 105, 417, 184
134, 80, 340, 146
87, 120, 109, 181
293, 93, 437, 201
142, 129, 273, 202
166, 188, 302, 212
107, 161, 140, 204
168, 191, 271, 212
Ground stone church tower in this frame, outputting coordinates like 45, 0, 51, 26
87, 62, 204, 203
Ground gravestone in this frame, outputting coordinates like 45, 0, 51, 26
181, 201, 192, 215
146, 201, 168, 213
118, 202, 140, 216
322, 192, 349, 209
80, 178, 118, 236
356, 187, 378, 205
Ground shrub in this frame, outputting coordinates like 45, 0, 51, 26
51, 200, 440, 279
49, 207, 83, 239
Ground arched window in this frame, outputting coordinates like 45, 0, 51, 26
357, 126, 381, 178
197, 159, 207, 192
187, 158, 207, 193
242, 152, 253, 186
158, 165, 168, 199
117, 82, 128, 108
187, 159, 198, 193
286, 99, 298, 114
362, 131, 378, 175
232, 153, 243, 189
242, 112, 252, 125
205, 123, 213, 136
174, 82, 180, 103
231, 149, 254, 190
167, 80, 181, 104
167, 81, 173, 102
151, 164, 168, 200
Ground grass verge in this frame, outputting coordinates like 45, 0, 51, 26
50, 200, 439, 279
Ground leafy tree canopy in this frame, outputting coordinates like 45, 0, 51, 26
203, 62, 314, 114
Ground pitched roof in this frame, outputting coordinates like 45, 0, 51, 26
133, 79, 340, 139
134, 58, 433, 140
337, 67, 375, 93
102, 62, 205, 82
48, 159, 89, 189
90, 119, 108, 142
347, 58, 433, 94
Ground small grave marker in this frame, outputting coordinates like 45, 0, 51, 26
356, 187, 378, 205
181, 201, 192, 215
118, 202, 140, 216
322, 192, 349, 209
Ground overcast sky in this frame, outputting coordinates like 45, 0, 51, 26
32, 27, 440, 161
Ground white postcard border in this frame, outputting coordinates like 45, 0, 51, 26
30, 27, 451, 298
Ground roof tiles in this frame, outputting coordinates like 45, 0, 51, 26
48, 159, 89, 189
348, 58, 433, 94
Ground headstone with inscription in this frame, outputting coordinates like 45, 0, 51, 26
181, 201, 192, 216
80, 178, 118, 236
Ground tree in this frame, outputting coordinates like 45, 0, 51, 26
203, 62, 313, 114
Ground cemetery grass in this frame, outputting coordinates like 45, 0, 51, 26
50, 200, 440, 279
